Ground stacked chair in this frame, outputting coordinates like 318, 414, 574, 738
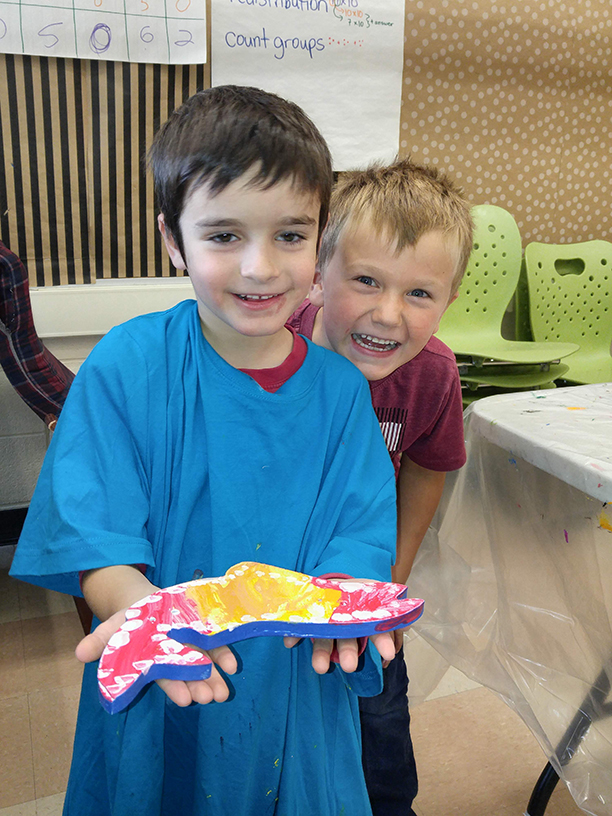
436, 205, 579, 406
524, 240, 612, 385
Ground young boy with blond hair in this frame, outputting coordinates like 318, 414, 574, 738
288, 157, 473, 815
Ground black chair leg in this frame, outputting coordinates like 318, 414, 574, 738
525, 763, 560, 816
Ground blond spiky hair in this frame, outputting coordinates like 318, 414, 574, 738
318, 158, 473, 295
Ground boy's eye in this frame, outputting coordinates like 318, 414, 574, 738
277, 231, 304, 243
356, 275, 377, 287
210, 233, 237, 243
408, 288, 429, 299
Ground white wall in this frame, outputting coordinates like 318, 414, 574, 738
0, 278, 195, 511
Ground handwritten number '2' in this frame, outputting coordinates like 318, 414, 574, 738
39, 22, 63, 48
0, 18, 7, 40
175, 29, 194, 47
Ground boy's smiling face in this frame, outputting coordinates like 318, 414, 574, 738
160, 168, 320, 368
311, 222, 459, 382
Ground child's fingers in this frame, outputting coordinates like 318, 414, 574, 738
283, 635, 302, 649
74, 608, 127, 664
310, 638, 334, 674
207, 644, 238, 675
187, 666, 231, 703
370, 632, 396, 663
335, 638, 359, 673
157, 676, 199, 707
157, 664, 230, 706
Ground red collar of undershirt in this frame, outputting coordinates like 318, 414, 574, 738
239, 326, 307, 393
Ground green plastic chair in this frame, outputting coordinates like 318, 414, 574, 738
524, 240, 612, 384
458, 361, 569, 389
436, 205, 579, 364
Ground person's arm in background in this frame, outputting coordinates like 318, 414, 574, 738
392, 456, 446, 586
0, 240, 74, 428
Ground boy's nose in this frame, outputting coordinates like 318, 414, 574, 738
241, 245, 281, 282
372, 296, 403, 327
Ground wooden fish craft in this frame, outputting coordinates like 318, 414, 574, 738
97, 561, 424, 714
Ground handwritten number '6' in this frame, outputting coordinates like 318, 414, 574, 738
140, 26, 154, 44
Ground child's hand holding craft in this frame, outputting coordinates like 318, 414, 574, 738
284, 631, 396, 674
283, 574, 398, 673
95, 563, 424, 714
77, 565, 237, 706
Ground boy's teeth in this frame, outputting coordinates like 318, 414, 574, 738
353, 333, 399, 351
239, 294, 276, 301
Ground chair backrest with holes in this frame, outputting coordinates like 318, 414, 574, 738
524, 241, 612, 350
437, 204, 522, 338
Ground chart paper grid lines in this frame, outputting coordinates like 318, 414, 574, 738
0, 0, 207, 64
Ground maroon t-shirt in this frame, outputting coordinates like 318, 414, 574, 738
240, 326, 307, 392
287, 301, 466, 476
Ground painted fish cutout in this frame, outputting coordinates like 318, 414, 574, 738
98, 561, 424, 714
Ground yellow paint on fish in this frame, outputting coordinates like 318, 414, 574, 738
186, 563, 342, 631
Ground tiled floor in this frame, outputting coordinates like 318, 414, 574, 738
0, 546, 584, 816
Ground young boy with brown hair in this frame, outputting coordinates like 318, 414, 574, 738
10, 86, 399, 816
288, 157, 474, 815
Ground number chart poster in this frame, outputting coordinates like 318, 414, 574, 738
211, 0, 405, 170
0, 0, 206, 64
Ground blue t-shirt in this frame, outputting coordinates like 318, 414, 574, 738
11, 300, 397, 816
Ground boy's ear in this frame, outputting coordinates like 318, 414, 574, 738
309, 269, 325, 307
433, 290, 459, 334
158, 214, 186, 271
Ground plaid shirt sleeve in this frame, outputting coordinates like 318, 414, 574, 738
0, 241, 74, 428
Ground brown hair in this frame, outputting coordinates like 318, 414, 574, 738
148, 85, 332, 261
318, 158, 473, 294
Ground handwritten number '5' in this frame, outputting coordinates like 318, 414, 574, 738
141, 0, 150, 9
39, 22, 63, 48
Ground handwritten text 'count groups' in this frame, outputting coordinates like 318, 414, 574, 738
225, 28, 325, 59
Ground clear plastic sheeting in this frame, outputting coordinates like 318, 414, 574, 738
404, 384, 612, 815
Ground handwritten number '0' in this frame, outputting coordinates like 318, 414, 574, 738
89, 23, 112, 54
176, 0, 191, 11
39, 22, 63, 48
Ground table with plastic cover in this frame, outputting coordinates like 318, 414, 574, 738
405, 383, 612, 816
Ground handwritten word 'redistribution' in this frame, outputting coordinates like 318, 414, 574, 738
230, 0, 330, 9
225, 27, 325, 59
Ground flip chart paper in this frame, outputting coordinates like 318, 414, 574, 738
0, 0, 207, 64
211, 0, 406, 170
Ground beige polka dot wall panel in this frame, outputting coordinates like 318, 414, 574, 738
401, 0, 612, 243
